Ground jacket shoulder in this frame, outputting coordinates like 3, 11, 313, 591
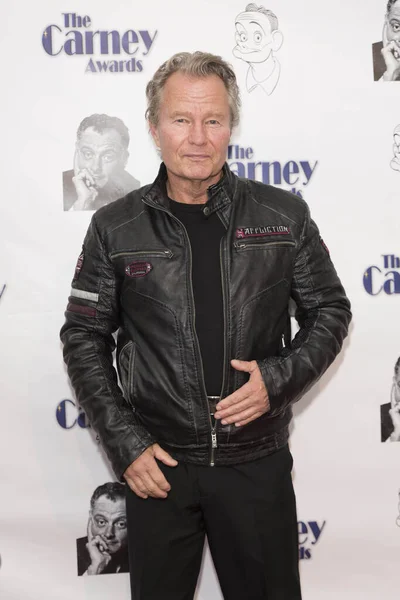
92, 184, 152, 236
238, 177, 309, 227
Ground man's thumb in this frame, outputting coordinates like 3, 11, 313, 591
231, 358, 255, 372
153, 444, 178, 467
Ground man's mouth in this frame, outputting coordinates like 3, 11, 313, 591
237, 46, 261, 54
185, 155, 210, 160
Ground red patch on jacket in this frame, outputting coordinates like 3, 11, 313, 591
125, 261, 153, 278
74, 251, 84, 279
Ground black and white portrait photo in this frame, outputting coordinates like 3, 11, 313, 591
381, 357, 400, 442
63, 114, 140, 211
390, 125, 400, 171
372, 0, 400, 81
233, 4, 283, 95
76, 482, 129, 576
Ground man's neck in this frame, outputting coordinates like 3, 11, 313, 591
166, 170, 223, 205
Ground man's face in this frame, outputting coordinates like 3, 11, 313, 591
90, 496, 127, 554
384, 1, 400, 47
76, 127, 128, 189
393, 369, 400, 404
150, 72, 231, 186
234, 15, 274, 63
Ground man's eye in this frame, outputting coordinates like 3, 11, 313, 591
254, 32, 262, 43
103, 153, 117, 163
240, 33, 247, 42
175, 118, 187, 123
208, 120, 219, 125
117, 520, 127, 529
96, 519, 106, 527
82, 151, 93, 160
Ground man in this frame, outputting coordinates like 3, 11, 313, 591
63, 113, 140, 211
76, 482, 129, 575
61, 51, 351, 599
233, 4, 283, 95
381, 357, 400, 442
372, 0, 400, 81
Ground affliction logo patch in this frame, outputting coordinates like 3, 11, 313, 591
236, 226, 290, 239
125, 261, 153, 278
74, 251, 84, 279
320, 238, 330, 254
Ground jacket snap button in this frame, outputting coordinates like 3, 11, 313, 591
203, 207, 209, 216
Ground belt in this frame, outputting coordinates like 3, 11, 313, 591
207, 395, 220, 416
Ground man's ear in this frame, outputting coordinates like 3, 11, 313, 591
271, 29, 284, 52
149, 121, 160, 149
121, 149, 129, 168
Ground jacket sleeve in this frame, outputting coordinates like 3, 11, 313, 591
257, 204, 352, 417
60, 215, 155, 479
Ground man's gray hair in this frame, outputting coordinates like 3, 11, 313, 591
245, 4, 279, 32
145, 51, 241, 128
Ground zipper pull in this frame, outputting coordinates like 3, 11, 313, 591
211, 430, 218, 448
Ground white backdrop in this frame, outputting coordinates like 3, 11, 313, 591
1, 0, 399, 598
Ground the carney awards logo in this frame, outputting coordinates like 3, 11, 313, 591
298, 519, 326, 560
56, 399, 90, 430
42, 13, 157, 73
363, 254, 400, 295
228, 144, 318, 198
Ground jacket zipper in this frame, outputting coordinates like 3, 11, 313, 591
209, 235, 230, 467
110, 249, 173, 259
141, 199, 212, 457
234, 240, 295, 250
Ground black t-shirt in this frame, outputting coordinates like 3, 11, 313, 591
169, 198, 225, 396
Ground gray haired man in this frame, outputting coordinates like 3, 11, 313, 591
61, 51, 351, 599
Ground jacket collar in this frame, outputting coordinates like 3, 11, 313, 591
142, 162, 237, 217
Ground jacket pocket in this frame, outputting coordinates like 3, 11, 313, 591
110, 249, 173, 260
234, 240, 296, 251
117, 340, 136, 407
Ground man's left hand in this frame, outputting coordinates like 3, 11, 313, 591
215, 359, 270, 427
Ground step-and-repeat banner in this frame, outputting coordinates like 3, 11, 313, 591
1, 0, 399, 598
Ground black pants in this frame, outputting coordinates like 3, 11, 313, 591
126, 445, 301, 600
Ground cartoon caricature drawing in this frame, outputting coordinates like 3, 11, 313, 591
390, 124, 400, 171
233, 4, 283, 95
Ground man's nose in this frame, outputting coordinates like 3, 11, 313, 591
104, 523, 115, 538
90, 155, 102, 173
188, 123, 207, 145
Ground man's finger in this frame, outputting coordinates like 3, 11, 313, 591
153, 444, 178, 467
216, 385, 250, 410
125, 475, 148, 499
221, 406, 259, 425
235, 411, 264, 427
215, 398, 254, 419
139, 472, 168, 499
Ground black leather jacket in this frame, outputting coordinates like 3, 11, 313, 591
60, 163, 351, 478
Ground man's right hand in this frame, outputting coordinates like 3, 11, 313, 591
86, 535, 112, 575
71, 151, 99, 210
382, 41, 400, 81
123, 443, 178, 499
